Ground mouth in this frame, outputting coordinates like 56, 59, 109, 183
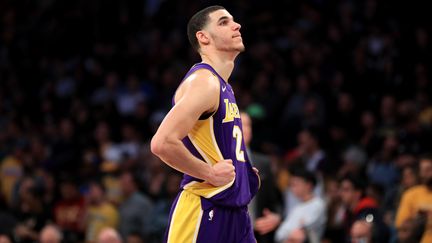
233, 34, 242, 38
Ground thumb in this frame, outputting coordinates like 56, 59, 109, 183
223, 159, 233, 164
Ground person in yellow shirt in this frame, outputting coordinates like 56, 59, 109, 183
0, 151, 24, 206
85, 180, 119, 243
396, 155, 432, 243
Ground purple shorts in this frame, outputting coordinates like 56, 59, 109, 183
164, 190, 256, 243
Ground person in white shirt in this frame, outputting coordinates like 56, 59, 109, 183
275, 168, 326, 243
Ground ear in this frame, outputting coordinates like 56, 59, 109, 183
196, 30, 210, 46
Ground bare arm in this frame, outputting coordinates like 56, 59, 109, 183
151, 70, 235, 186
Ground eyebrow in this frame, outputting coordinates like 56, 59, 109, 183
217, 16, 232, 23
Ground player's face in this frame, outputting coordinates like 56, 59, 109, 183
205, 9, 244, 52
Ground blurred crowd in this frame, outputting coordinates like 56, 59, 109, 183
1, 0, 432, 242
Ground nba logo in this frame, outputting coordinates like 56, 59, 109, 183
208, 210, 214, 221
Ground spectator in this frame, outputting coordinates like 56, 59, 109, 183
255, 168, 326, 243
97, 228, 122, 243
118, 170, 153, 241
39, 225, 63, 243
0, 235, 12, 243
350, 219, 372, 243
13, 176, 49, 243
242, 111, 283, 243
338, 175, 387, 242
350, 217, 390, 243
0, 194, 17, 238
285, 127, 328, 174
85, 180, 119, 243
396, 155, 432, 243
0, 143, 24, 206
53, 176, 86, 242
274, 168, 326, 243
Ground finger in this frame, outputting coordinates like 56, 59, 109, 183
256, 225, 272, 235
253, 167, 259, 174
262, 208, 271, 215
223, 159, 233, 164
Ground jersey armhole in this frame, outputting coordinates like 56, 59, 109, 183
199, 72, 220, 120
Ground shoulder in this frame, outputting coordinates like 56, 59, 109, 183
309, 197, 326, 210
314, 197, 326, 206
135, 193, 152, 205
403, 185, 427, 197
175, 68, 220, 107
182, 68, 220, 91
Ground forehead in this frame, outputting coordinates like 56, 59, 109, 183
208, 9, 233, 23
341, 180, 353, 189
290, 176, 306, 184
420, 159, 432, 168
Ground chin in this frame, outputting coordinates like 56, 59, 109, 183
236, 44, 245, 52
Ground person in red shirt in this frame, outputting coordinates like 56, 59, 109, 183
53, 177, 86, 242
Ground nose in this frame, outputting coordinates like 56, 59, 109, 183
233, 21, 241, 31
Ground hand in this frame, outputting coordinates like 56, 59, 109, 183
207, 159, 235, 186
254, 208, 281, 235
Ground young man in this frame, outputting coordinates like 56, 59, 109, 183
151, 5, 260, 243
274, 168, 326, 243
396, 155, 432, 243
339, 176, 389, 243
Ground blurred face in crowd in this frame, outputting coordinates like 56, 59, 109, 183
401, 166, 418, 189
59, 118, 74, 139
0, 235, 11, 243
60, 182, 78, 200
290, 176, 313, 200
18, 177, 36, 201
339, 180, 360, 206
240, 112, 252, 146
88, 183, 104, 205
98, 228, 122, 243
200, 9, 244, 53
297, 130, 317, 153
120, 172, 136, 196
350, 220, 372, 243
39, 225, 62, 243
419, 158, 432, 188
361, 111, 375, 129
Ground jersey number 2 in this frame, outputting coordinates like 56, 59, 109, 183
233, 125, 246, 162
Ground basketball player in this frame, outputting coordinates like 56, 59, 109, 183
151, 5, 260, 243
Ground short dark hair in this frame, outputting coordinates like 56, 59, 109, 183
340, 174, 367, 193
419, 153, 432, 163
290, 167, 317, 187
187, 5, 225, 52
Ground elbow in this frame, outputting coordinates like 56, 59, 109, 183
150, 135, 165, 157
151, 134, 177, 157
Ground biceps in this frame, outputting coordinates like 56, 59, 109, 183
156, 105, 200, 140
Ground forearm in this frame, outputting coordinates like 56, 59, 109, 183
275, 218, 297, 242
152, 137, 212, 181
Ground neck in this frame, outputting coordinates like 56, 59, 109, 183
301, 192, 314, 202
200, 50, 238, 81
